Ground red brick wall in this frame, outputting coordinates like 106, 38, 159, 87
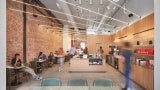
7, 0, 23, 64
7, 0, 63, 64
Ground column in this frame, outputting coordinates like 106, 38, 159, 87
0, 0, 6, 90
154, 0, 160, 89
63, 25, 71, 52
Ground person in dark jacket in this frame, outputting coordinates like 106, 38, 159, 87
11, 53, 42, 80
38, 52, 47, 60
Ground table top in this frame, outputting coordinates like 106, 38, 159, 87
6, 65, 25, 69
31, 86, 120, 90
37, 60, 46, 63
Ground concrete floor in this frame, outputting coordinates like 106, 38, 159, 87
10, 60, 144, 90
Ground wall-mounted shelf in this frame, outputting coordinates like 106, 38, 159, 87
134, 53, 154, 56
133, 45, 154, 47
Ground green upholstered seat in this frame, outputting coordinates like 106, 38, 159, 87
41, 78, 61, 86
93, 78, 113, 86
67, 78, 87, 86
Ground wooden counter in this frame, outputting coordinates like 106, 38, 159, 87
69, 58, 106, 72
118, 60, 153, 90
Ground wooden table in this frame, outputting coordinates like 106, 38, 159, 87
69, 59, 106, 72
6, 66, 25, 90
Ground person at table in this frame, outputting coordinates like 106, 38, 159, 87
97, 46, 104, 58
83, 47, 88, 55
114, 42, 133, 90
48, 52, 54, 66
79, 48, 84, 59
54, 51, 59, 56
65, 51, 70, 61
69, 46, 77, 58
53, 50, 59, 64
38, 52, 47, 60
57, 48, 65, 72
11, 53, 42, 80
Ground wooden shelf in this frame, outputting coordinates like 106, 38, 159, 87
133, 45, 154, 47
134, 53, 154, 56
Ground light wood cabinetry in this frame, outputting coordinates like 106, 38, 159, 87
118, 60, 153, 90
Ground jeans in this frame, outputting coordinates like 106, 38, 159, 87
70, 54, 74, 58
21, 67, 38, 78
58, 57, 64, 71
124, 68, 133, 89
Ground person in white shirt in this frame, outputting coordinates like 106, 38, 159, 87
69, 46, 77, 58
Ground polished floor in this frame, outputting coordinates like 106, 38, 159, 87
11, 59, 144, 90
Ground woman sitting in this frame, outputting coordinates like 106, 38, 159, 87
11, 53, 42, 80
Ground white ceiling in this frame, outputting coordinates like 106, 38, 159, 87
39, 0, 154, 35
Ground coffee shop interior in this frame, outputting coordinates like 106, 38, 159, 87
4, 0, 158, 90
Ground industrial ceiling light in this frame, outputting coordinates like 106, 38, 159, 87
128, 13, 133, 17
108, 0, 141, 18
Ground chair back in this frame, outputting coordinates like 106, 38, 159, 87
68, 78, 87, 86
41, 78, 61, 86
93, 78, 113, 86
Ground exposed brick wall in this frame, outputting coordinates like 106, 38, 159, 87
7, 0, 23, 64
7, 0, 63, 64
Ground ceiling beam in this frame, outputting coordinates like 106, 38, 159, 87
33, 0, 63, 27
57, 0, 78, 31
106, 0, 128, 27
95, 10, 108, 31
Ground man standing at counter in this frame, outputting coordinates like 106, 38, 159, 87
114, 42, 133, 90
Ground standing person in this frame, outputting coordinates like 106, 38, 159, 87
58, 48, 65, 72
97, 46, 104, 58
79, 48, 84, 59
69, 46, 77, 58
114, 42, 133, 90
11, 53, 42, 80
83, 47, 88, 55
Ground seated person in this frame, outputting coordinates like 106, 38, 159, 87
79, 48, 84, 59
11, 53, 42, 80
38, 52, 47, 60
48, 52, 54, 66
65, 51, 70, 61
54, 51, 58, 56
53, 51, 59, 63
